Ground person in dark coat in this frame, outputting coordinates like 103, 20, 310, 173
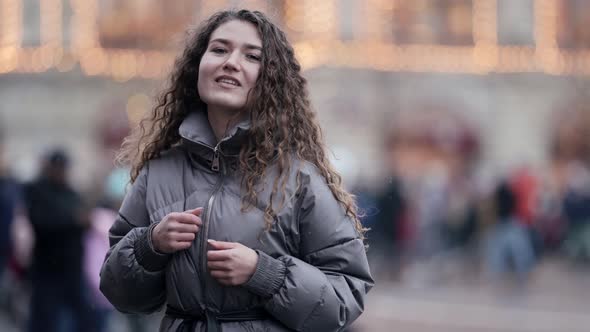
24, 149, 92, 332
371, 177, 405, 279
483, 181, 535, 282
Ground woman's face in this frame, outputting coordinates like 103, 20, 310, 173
198, 20, 262, 113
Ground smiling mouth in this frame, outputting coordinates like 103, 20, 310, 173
215, 77, 240, 87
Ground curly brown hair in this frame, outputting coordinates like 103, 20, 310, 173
117, 9, 365, 238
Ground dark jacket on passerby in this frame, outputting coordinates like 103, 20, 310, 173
373, 178, 405, 251
99, 111, 374, 332
25, 177, 85, 277
24, 151, 94, 332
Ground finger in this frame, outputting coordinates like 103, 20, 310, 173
207, 239, 238, 250
186, 207, 204, 217
172, 213, 202, 226
207, 261, 231, 271
173, 241, 192, 251
172, 232, 196, 242
170, 223, 200, 234
207, 250, 231, 261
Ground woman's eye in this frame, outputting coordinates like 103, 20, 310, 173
211, 48, 226, 54
247, 54, 261, 61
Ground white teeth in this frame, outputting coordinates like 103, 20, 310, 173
218, 78, 238, 86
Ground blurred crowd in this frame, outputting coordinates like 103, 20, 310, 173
0, 107, 161, 331
361, 102, 590, 286
1, 101, 590, 332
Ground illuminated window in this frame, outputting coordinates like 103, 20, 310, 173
497, 0, 534, 45
21, 0, 41, 46
283, 0, 337, 42
97, 0, 198, 50
556, 0, 590, 49
392, 0, 474, 45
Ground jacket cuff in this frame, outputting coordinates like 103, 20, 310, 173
243, 250, 286, 298
134, 223, 170, 272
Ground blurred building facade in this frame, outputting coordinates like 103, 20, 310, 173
0, 0, 589, 190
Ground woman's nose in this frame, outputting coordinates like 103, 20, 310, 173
222, 51, 240, 71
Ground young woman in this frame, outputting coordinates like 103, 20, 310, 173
100, 9, 373, 332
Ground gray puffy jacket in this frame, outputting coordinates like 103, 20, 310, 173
99, 111, 374, 332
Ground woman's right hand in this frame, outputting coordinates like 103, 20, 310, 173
152, 208, 203, 254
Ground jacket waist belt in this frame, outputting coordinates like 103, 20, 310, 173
166, 305, 269, 332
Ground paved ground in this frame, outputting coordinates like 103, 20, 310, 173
1, 258, 588, 331
352, 258, 590, 332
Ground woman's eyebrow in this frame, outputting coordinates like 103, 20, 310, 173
209, 38, 262, 51
244, 43, 262, 51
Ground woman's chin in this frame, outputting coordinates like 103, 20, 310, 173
206, 101, 246, 114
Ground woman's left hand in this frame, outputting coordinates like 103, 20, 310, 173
206, 240, 258, 286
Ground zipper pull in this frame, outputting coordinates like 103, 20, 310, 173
211, 146, 220, 171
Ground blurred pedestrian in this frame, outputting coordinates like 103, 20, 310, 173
371, 176, 405, 280
562, 162, 590, 264
24, 149, 92, 332
85, 206, 115, 332
100, 9, 373, 332
483, 181, 536, 282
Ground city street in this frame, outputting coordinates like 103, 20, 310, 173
1, 258, 588, 331
353, 258, 590, 332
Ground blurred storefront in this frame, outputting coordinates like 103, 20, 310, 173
0, 0, 590, 190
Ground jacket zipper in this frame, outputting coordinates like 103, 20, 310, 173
211, 145, 220, 172
199, 142, 225, 311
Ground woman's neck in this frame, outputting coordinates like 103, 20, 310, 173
206, 106, 244, 143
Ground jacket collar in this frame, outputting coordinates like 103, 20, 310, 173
179, 110, 250, 156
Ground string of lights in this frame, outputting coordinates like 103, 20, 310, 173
1, 0, 590, 80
